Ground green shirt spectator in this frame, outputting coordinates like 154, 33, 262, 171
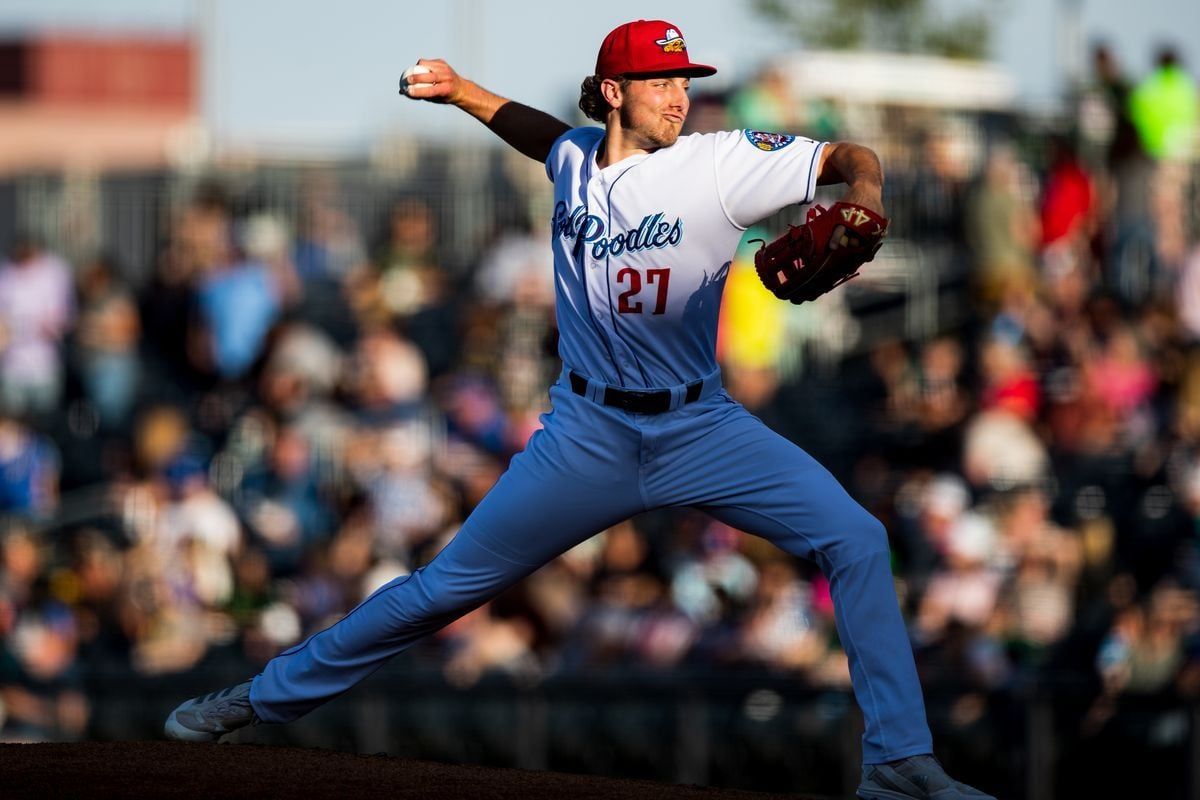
1129, 48, 1198, 160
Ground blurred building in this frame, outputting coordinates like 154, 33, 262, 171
0, 33, 196, 174
776, 50, 1017, 112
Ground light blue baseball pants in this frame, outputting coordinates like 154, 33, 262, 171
250, 371, 933, 764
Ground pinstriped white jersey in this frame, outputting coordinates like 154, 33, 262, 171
545, 126, 826, 389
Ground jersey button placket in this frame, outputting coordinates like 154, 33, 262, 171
586, 169, 627, 385
587, 181, 609, 321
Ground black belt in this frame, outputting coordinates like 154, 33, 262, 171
569, 370, 703, 414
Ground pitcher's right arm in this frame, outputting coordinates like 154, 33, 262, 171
403, 58, 571, 163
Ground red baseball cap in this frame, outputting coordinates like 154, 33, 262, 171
595, 20, 717, 79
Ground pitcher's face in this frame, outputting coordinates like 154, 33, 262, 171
615, 76, 691, 149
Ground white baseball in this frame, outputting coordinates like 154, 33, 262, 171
400, 64, 435, 96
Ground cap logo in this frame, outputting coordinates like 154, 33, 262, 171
655, 28, 686, 53
745, 130, 795, 152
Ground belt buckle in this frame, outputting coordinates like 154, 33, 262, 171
605, 386, 668, 413
608, 388, 642, 411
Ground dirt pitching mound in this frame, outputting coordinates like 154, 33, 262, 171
0, 742, 829, 799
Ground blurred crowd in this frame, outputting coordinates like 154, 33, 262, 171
1, 42, 1199, 758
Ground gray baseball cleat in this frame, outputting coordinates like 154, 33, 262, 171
858, 754, 997, 799
164, 680, 260, 742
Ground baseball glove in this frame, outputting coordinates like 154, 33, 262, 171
753, 201, 889, 304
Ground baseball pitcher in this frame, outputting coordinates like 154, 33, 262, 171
165, 20, 994, 800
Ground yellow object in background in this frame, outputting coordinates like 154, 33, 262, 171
719, 254, 785, 370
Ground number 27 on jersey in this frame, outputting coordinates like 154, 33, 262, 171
616, 266, 670, 315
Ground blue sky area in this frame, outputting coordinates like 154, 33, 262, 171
0, 0, 1197, 151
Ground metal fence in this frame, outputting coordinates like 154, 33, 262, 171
77, 662, 1199, 800
0, 144, 555, 287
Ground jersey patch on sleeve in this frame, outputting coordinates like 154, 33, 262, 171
744, 130, 795, 152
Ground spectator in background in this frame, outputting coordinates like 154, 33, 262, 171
473, 218, 554, 310
0, 409, 60, 519
1128, 46, 1198, 163
1095, 582, 1198, 713
679, 91, 729, 135
191, 215, 284, 383
345, 326, 428, 424
866, 338, 921, 439
117, 542, 208, 676
108, 440, 242, 678
472, 217, 558, 422
728, 65, 800, 133
67, 530, 128, 668
1039, 135, 1095, 269
566, 517, 705, 672
439, 602, 539, 689
340, 327, 446, 562
915, 512, 1002, 645
140, 185, 229, 398
1094, 49, 1156, 306
738, 557, 829, 675
1083, 324, 1157, 425
908, 130, 972, 245
894, 473, 973, 592
156, 454, 242, 607
290, 191, 364, 349
249, 322, 352, 472
727, 64, 840, 140
979, 337, 1041, 423
0, 523, 41, 612
440, 375, 516, 459
0, 525, 88, 741
0, 600, 89, 742
374, 197, 440, 319
914, 337, 971, 470
350, 416, 447, 567
494, 301, 557, 440
670, 520, 757, 628
1117, 46, 1198, 303
1090, 43, 1141, 169
237, 423, 336, 577
963, 406, 1048, 493
995, 490, 1083, 660
1171, 456, 1200, 594
72, 254, 142, 432
965, 146, 1040, 309
1175, 243, 1200, 340
293, 178, 365, 284
0, 236, 75, 418
365, 198, 459, 376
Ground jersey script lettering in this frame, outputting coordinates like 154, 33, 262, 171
552, 202, 684, 260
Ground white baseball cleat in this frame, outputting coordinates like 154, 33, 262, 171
164, 680, 260, 742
